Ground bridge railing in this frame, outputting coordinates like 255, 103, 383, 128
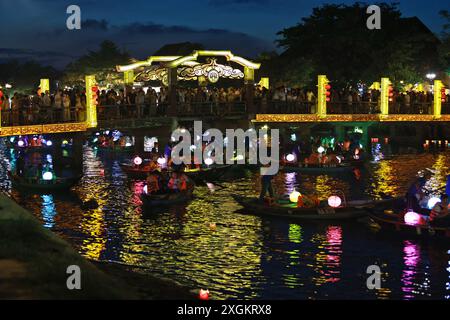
1, 107, 87, 127
254, 100, 438, 115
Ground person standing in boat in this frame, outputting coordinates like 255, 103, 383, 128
259, 166, 276, 203
406, 177, 425, 212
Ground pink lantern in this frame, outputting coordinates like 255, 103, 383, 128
328, 196, 342, 208
404, 211, 422, 225
134, 156, 143, 166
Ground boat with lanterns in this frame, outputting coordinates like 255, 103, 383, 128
365, 198, 450, 239
233, 192, 380, 221
8, 171, 82, 193
141, 189, 194, 207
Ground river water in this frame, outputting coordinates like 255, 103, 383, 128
1, 140, 449, 300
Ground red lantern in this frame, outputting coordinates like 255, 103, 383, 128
199, 289, 210, 300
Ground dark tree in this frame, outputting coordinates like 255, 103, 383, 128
64, 40, 131, 85
276, 2, 443, 88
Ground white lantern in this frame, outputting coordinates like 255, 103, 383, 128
18, 140, 24, 147
204, 158, 214, 166
318, 146, 325, 154
290, 190, 301, 203
42, 171, 53, 181
46, 140, 53, 147
286, 154, 296, 162
427, 197, 441, 209
157, 157, 167, 165
328, 196, 342, 208
134, 156, 143, 166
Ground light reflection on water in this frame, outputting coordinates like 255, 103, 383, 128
0, 140, 449, 300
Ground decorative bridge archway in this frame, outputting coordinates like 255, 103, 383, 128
116, 50, 261, 115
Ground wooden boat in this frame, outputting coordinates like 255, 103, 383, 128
282, 164, 354, 174
141, 189, 194, 207
120, 163, 154, 179
9, 173, 81, 193
365, 199, 450, 239
233, 195, 379, 221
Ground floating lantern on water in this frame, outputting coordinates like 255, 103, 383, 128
290, 190, 302, 203
46, 140, 53, 147
209, 223, 217, 231
286, 154, 296, 162
157, 157, 167, 165
134, 156, 143, 166
199, 289, 210, 300
427, 197, 441, 209
318, 146, 325, 154
404, 211, 422, 225
328, 196, 342, 208
204, 158, 214, 166
17, 140, 24, 147
42, 171, 53, 181
125, 142, 132, 147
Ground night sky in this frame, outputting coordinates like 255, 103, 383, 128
0, 0, 447, 68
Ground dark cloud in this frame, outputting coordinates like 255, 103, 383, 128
1, 19, 274, 69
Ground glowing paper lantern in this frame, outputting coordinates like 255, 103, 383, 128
62, 140, 69, 145
157, 157, 167, 165
17, 140, 24, 147
404, 211, 422, 225
125, 142, 132, 147
42, 171, 53, 181
290, 190, 301, 203
318, 146, 325, 154
286, 154, 296, 162
134, 156, 143, 166
328, 196, 342, 208
46, 140, 53, 147
199, 289, 210, 301
143, 185, 148, 195
204, 158, 214, 166
9, 137, 15, 143
427, 197, 441, 209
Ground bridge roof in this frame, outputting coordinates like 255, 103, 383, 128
116, 50, 261, 72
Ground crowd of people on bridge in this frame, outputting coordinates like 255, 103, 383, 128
1, 83, 449, 126
0, 89, 87, 126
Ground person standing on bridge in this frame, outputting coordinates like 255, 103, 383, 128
63, 93, 71, 122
